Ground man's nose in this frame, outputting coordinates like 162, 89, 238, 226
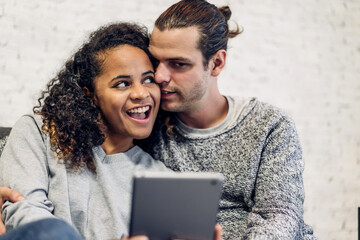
155, 62, 171, 84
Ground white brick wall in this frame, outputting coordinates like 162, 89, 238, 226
0, 0, 359, 239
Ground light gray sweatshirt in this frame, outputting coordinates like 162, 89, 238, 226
0, 114, 168, 240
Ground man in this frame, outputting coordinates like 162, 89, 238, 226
0, 0, 315, 239
139, 0, 316, 239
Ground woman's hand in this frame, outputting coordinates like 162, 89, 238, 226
0, 187, 25, 234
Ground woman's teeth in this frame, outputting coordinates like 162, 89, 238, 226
128, 106, 150, 114
127, 106, 150, 119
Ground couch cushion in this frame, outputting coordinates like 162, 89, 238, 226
0, 136, 8, 157
0, 127, 11, 157
0, 127, 11, 139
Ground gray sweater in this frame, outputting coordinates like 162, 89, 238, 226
0, 114, 168, 240
141, 96, 316, 240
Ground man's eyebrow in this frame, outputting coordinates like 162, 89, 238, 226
167, 57, 192, 62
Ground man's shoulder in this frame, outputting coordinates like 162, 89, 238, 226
226, 96, 295, 127
255, 100, 294, 122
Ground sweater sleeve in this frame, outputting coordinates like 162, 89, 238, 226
244, 115, 306, 239
0, 115, 56, 230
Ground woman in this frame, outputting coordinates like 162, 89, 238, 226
0, 22, 167, 240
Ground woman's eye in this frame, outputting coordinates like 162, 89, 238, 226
114, 81, 129, 88
144, 76, 155, 84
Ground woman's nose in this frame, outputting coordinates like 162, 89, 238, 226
130, 82, 150, 100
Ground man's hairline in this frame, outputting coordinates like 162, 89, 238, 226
150, 25, 211, 69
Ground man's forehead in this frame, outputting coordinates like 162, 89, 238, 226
150, 27, 200, 48
149, 27, 201, 59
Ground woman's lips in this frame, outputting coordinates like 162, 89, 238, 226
127, 105, 151, 120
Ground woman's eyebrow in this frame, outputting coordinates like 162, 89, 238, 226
111, 75, 130, 82
111, 71, 154, 82
142, 70, 155, 76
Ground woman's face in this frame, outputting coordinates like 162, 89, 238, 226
93, 45, 160, 145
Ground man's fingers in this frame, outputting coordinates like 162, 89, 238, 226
0, 187, 25, 203
214, 224, 223, 240
121, 236, 149, 240
9, 189, 25, 202
0, 213, 5, 235
0, 187, 25, 235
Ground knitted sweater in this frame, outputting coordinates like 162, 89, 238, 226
141, 97, 316, 240
0, 114, 168, 240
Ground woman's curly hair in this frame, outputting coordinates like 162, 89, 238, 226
33, 22, 155, 172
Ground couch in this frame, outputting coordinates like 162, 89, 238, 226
0, 127, 11, 157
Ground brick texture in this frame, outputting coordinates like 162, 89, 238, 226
0, 0, 359, 239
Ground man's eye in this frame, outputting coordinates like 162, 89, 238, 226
175, 62, 186, 67
170, 62, 188, 68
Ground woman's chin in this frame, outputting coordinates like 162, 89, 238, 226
133, 130, 152, 140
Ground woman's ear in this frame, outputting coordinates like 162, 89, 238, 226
83, 87, 98, 106
210, 49, 226, 77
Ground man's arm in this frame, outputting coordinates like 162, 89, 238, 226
0, 187, 24, 234
245, 115, 306, 239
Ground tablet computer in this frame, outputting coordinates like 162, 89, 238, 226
129, 171, 224, 240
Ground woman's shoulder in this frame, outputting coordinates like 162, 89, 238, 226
10, 114, 46, 142
14, 113, 43, 129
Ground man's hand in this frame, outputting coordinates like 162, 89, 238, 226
214, 224, 223, 240
112, 224, 223, 240
0, 187, 25, 234
118, 236, 148, 240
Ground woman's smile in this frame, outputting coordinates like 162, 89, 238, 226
127, 105, 151, 120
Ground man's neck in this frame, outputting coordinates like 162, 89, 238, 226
177, 94, 228, 129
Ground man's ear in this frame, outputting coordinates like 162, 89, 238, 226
210, 49, 226, 77
83, 87, 98, 106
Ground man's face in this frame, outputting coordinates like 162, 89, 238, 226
149, 26, 212, 113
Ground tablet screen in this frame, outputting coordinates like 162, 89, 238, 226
129, 171, 224, 240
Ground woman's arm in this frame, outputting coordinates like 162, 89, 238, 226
0, 115, 56, 230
